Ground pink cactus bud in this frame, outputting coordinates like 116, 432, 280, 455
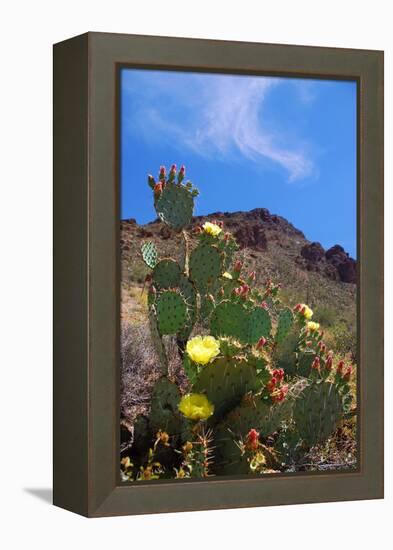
154, 182, 163, 195
260, 301, 269, 310
159, 165, 166, 174
234, 260, 243, 272
272, 368, 285, 382
256, 337, 267, 349
267, 377, 277, 392
180, 165, 185, 174
248, 271, 256, 282
272, 385, 288, 403
240, 284, 250, 295
306, 341, 312, 347
192, 225, 203, 234
245, 429, 259, 450
294, 303, 302, 312
219, 287, 225, 297
170, 164, 177, 172
343, 366, 353, 381
311, 356, 320, 370
337, 360, 345, 375
325, 354, 333, 371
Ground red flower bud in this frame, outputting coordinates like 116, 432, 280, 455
325, 354, 333, 371
248, 271, 256, 282
170, 164, 177, 172
272, 368, 285, 382
306, 341, 312, 347
234, 260, 243, 272
343, 366, 353, 381
154, 182, 163, 195
337, 360, 345, 375
256, 337, 267, 349
245, 429, 260, 450
260, 301, 269, 310
180, 165, 185, 174
240, 284, 250, 295
272, 385, 288, 403
159, 165, 166, 175
294, 303, 302, 312
267, 377, 277, 392
311, 356, 320, 370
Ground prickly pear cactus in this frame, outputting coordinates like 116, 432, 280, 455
275, 307, 294, 343
189, 244, 223, 290
155, 290, 188, 335
141, 241, 158, 269
152, 259, 181, 289
193, 356, 259, 419
149, 377, 185, 435
155, 184, 195, 231
210, 301, 271, 344
293, 381, 344, 446
123, 164, 356, 481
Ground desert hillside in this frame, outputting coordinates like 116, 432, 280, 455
121, 207, 356, 333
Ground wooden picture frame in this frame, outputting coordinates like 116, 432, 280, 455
53, 32, 384, 517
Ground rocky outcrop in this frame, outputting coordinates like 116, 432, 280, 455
234, 224, 268, 251
301, 242, 325, 262
325, 245, 357, 284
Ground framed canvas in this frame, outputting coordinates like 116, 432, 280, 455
53, 32, 384, 517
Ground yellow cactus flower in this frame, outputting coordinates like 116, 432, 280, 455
202, 221, 222, 237
186, 335, 220, 365
300, 304, 313, 319
178, 393, 214, 421
307, 321, 320, 332
222, 271, 233, 280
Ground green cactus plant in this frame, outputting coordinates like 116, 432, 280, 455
155, 290, 188, 335
293, 381, 344, 446
141, 241, 158, 269
124, 164, 356, 480
152, 258, 181, 289
189, 244, 223, 290
210, 301, 271, 344
193, 356, 259, 419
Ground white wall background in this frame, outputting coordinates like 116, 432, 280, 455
0, 1, 391, 548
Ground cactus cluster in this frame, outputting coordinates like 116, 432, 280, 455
120, 165, 356, 481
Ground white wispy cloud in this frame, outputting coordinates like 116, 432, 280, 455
122, 72, 315, 182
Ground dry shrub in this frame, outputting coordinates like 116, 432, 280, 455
120, 321, 186, 425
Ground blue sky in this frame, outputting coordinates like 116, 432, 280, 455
120, 69, 357, 258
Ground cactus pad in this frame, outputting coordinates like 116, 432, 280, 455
293, 381, 344, 446
141, 241, 158, 269
297, 350, 317, 378
152, 259, 181, 289
223, 397, 290, 438
148, 311, 168, 372
176, 275, 197, 341
210, 301, 271, 344
155, 290, 188, 335
193, 357, 259, 419
210, 301, 248, 342
155, 184, 194, 231
189, 244, 223, 289
247, 307, 272, 344
149, 377, 183, 435
276, 307, 294, 343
